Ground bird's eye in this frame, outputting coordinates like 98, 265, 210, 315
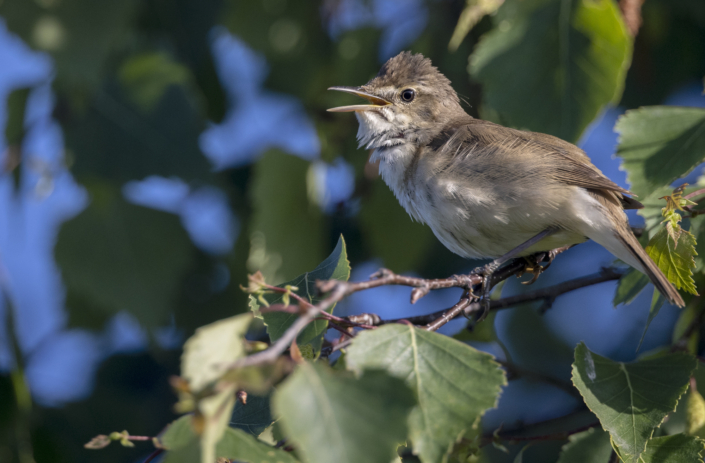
401, 88, 416, 102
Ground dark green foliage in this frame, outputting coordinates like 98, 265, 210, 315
1, 0, 705, 462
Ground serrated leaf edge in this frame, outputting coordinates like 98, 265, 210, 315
570, 343, 696, 462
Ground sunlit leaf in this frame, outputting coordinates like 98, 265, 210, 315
687, 388, 705, 438
572, 342, 696, 462
83, 434, 111, 450
687, 215, 705, 272
181, 313, 251, 463
160, 415, 194, 451
556, 427, 612, 463
181, 313, 251, 392
646, 226, 698, 295
220, 358, 290, 396
345, 325, 506, 463
470, 0, 631, 142
616, 106, 705, 198
272, 363, 415, 463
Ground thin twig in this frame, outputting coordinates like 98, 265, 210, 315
353, 268, 623, 328
494, 421, 600, 443
424, 297, 472, 332
229, 284, 348, 369
684, 188, 705, 201
235, 246, 583, 370
479, 409, 599, 446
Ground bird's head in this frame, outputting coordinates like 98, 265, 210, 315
328, 51, 464, 149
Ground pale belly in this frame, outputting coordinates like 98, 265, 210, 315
400, 179, 588, 260
373, 145, 591, 260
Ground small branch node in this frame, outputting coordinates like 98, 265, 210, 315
410, 286, 430, 304
346, 313, 382, 326
370, 268, 394, 279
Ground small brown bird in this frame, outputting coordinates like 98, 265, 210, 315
328, 51, 684, 307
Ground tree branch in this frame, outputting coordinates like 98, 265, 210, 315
349, 268, 624, 329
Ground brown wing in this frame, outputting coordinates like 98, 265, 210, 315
447, 119, 644, 210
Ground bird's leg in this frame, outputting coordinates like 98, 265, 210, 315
469, 228, 558, 321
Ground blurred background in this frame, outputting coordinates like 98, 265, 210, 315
0, 0, 703, 462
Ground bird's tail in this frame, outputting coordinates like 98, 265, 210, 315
578, 190, 685, 307
613, 228, 685, 307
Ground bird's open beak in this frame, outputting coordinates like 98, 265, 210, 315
327, 86, 391, 112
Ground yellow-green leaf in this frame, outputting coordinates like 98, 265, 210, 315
645, 226, 698, 295
687, 388, 705, 438
180, 313, 252, 463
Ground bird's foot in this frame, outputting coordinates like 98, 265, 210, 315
518, 255, 548, 285
518, 246, 567, 285
465, 262, 501, 322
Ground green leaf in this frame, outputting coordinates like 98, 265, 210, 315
118, 52, 193, 112
181, 313, 251, 392
448, 0, 504, 51
65, 78, 213, 183
230, 394, 274, 437
55, 184, 195, 329
272, 363, 415, 463
571, 342, 696, 462
637, 288, 666, 351
641, 433, 705, 463
0, 0, 139, 98
616, 106, 705, 198
453, 311, 498, 343
470, 0, 632, 143
686, 388, 705, 438
162, 416, 299, 463
216, 428, 300, 463
614, 268, 650, 306
512, 444, 531, 463
249, 151, 326, 284
4, 87, 30, 146
160, 415, 194, 451
181, 313, 251, 463
556, 427, 612, 463
254, 235, 350, 352
345, 325, 506, 463
687, 215, 705, 272
646, 225, 698, 295
673, 304, 701, 354
639, 187, 681, 240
